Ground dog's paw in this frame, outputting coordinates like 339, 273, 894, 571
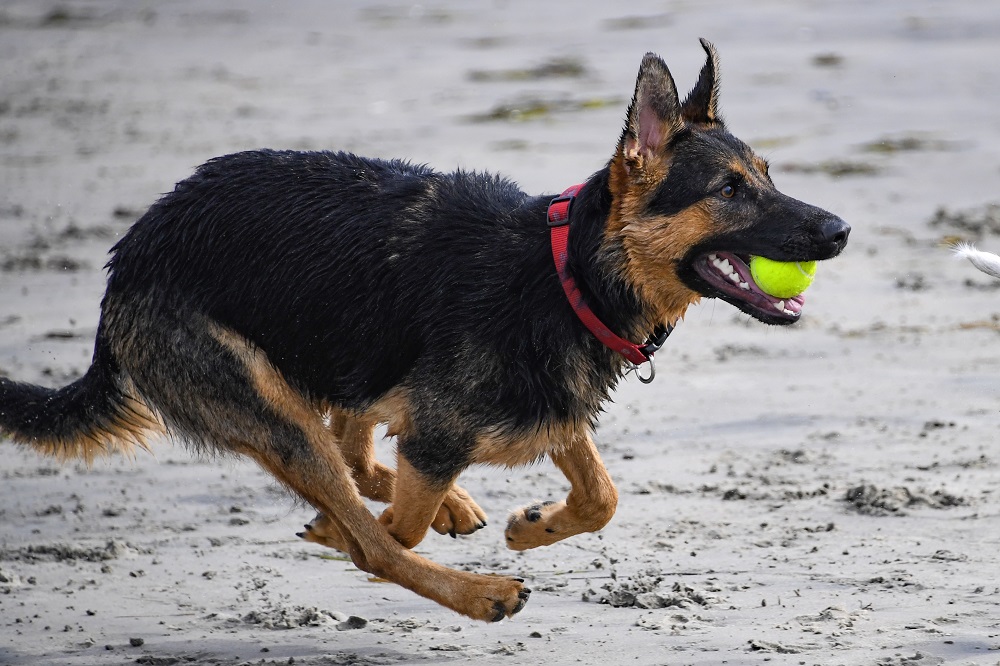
432, 485, 488, 538
297, 512, 349, 552
504, 500, 564, 551
457, 574, 531, 622
379, 493, 487, 549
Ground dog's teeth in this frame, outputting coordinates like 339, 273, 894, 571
773, 301, 785, 311
720, 259, 733, 274
783, 308, 796, 316
708, 253, 718, 262
728, 272, 740, 283
739, 282, 750, 290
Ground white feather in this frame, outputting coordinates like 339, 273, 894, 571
952, 241, 1000, 280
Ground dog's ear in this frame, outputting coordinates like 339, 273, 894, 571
681, 38, 721, 125
620, 53, 684, 175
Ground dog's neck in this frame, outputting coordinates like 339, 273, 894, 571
561, 167, 664, 345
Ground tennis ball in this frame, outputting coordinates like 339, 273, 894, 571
749, 257, 817, 298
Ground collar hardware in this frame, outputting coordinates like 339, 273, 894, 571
547, 184, 673, 377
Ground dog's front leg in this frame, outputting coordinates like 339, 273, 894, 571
504, 433, 618, 550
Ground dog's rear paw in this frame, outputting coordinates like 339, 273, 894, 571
298, 512, 349, 552
432, 485, 488, 538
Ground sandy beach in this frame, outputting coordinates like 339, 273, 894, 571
2, 1, 1000, 664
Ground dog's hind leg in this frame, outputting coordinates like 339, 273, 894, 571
118, 312, 517, 621
210, 330, 526, 620
108, 303, 528, 620
330, 410, 395, 502
504, 432, 618, 551
302, 410, 395, 549
306, 409, 487, 546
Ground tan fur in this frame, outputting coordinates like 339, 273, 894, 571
328, 409, 394, 502
327, 399, 488, 538
730, 155, 772, 189
620, 202, 717, 323
362, 388, 415, 440
376, 455, 455, 548
209, 323, 527, 621
213, 330, 487, 543
25, 378, 163, 465
471, 418, 585, 468
750, 155, 771, 181
606, 152, 709, 329
504, 432, 618, 550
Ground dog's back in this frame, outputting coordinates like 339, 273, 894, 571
108, 151, 549, 407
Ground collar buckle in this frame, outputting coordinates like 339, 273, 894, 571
546, 193, 576, 227
638, 325, 673, 359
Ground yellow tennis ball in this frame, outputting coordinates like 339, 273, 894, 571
749, 257, 817, 298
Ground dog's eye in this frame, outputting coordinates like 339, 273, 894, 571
720, 184, 736, 199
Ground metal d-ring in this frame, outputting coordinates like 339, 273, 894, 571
630, 355, 656, 384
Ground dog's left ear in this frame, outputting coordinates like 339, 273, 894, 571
680, 38, 721, 125
620, 53, 684, 175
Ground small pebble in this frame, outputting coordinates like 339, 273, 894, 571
129, 637, 144, 647
336, 615, 368, 631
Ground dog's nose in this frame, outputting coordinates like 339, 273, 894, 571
815, 215, 850, 253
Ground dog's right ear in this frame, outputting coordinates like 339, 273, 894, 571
619, 53, 684, 177
680, 39, 721, 125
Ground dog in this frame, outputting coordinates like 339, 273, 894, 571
0, 40, 849, 622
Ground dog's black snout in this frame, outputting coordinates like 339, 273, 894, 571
815, 215, 850, 254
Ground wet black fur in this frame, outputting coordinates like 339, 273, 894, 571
0, 145, 842, 483
0, 338, 132, 445
102, 150, 644, 481
0, 44, 848, 487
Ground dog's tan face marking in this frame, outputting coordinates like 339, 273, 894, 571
609, 193, 714, 326
728, 153, 773, 192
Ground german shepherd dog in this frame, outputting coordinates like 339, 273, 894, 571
0, 41, 848, 621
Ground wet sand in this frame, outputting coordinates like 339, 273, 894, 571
2, 1, 1000, 664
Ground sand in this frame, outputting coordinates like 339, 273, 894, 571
2, 1, 1000, 664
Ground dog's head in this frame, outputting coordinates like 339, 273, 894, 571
606, 40, 849, 327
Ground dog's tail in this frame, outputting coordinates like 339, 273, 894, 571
0, 336, 162, 462
952, 241, 1000, 279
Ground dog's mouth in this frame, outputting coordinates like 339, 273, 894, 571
691, 251, 804, 325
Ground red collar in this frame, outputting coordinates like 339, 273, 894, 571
547, 184, 671, 378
